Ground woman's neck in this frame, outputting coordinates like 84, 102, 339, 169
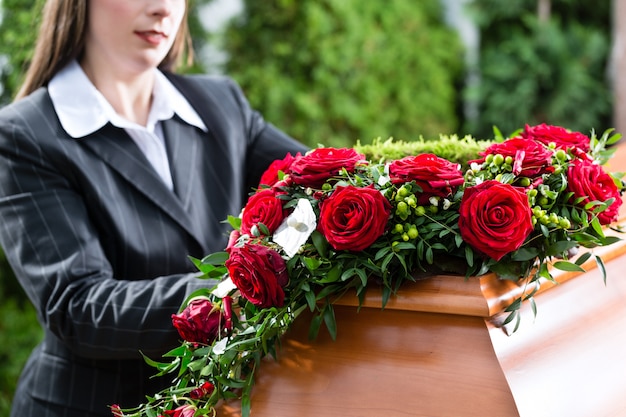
79, 59, 155, 127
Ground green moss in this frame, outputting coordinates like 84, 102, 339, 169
354, 135, 493, 168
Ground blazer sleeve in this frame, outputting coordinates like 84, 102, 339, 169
0, 78, 308, 362
222, 78, 309, 191
165, 73, 310, 195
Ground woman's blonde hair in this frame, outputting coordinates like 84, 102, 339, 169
16, 0, 193, 100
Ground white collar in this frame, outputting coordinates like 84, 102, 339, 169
48, 60, 207, 138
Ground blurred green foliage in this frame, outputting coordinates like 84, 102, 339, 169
465, 0, 612, 138
0, 0, 39, 103
221, 0, 464, 148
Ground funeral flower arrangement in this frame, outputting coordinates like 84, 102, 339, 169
115, 124, 624, 417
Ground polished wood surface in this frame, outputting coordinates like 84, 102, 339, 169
220, 307, 519, 417
218, 143, 626, 417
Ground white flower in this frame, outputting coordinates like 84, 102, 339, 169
212, 337, 228, 355
273, 198, 317, 258
378, 163, 391, 186
211, 277, 237, 298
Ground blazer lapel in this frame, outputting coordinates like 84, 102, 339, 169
161, 115, 200, 210
79, 125, 206, 247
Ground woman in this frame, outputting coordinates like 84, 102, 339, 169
0, 1, 307, 416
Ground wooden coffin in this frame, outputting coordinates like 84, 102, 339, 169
218, 145, 626, 417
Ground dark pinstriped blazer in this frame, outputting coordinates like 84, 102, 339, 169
0, 73, 307, 416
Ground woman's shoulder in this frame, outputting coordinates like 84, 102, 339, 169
165, 72, 237, 89
0, 87, 54, 124
164, 72, 248, 105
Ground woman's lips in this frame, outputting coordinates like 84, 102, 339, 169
135, 30, 168, 46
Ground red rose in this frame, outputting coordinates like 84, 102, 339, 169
171, 298, 225, 346
480, 138, 554, 177
459, 180, 534, 261
388, 154, 464, 204
288, 148, 365, 188
163, 405, 197, 417
226, 244, 289, 308
258, 152, 301, 188
190, 381, 215, 400
521, 123, 591, 152
318, 185, 391, 251
226, 229, 241, 250
240, 189, 286, 236
566, 158, 622, 225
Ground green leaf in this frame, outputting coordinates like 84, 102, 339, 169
311, 230, 329, 258
163, 344, 189, 358
323, 304, 338, 341
553, 260, 586, 272
464, 245, 474, 267
504, 297, 522, 313
590, 216, 604, 237
340, 268, 368, 287
529, 297, 537, 319
141, 352, 180, 374
546, 240, 579, 257
303, 256, 323, 271
606, 130, 622, 145
601, 235, 622, 246
574, 252, 592, 266
304, 289, 317, 312
425, 246, 434, 264
308, 313, 323, 340
374, 246, 392, 261
381, 285, 392, 308
511, 247, 539, 261
596, 254, 607, 285
392, 242, 417, 251
240, 366, 256, 417
203, 251, 230, 265
381, 252, 395, 273
316, 264, 342, 283
538, 262, 552, 280
430, 243, 447, 251
227, 214, 242, 230
257, 222, 271, 236
187, 358, 206, 372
